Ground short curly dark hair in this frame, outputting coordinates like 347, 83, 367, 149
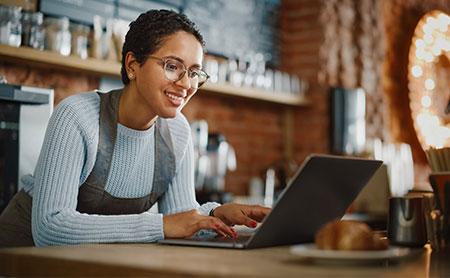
120, 9, 205, 85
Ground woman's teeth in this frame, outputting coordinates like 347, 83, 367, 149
165, 92, 184, 100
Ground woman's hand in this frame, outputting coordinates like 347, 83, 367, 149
162, 209, 237, 239
212, 204, 271, 228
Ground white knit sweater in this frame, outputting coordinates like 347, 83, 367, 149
21, 91, 218, 246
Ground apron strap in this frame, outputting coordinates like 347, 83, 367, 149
84, 89, 121, 188
149, 117, 176, 204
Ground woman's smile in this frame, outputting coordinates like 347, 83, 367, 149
164, 89, 186, 107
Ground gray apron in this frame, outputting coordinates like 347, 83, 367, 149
0, 89, 176, 247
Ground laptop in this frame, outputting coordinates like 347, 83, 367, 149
158, 154, 382, 249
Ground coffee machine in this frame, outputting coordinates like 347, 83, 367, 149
190, 121, 236, 204
0, 83, 54, 213
199, 133, 236, 204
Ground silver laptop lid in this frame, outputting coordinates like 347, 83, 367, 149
246, 154, 382, 248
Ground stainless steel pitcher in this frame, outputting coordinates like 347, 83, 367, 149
388, 197, 427, 247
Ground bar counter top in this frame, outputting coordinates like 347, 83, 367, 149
1, 243, 449, 277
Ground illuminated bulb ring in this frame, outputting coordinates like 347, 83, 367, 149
408, 10, 450, 149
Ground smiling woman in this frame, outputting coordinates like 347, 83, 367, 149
120, 30, 205, 129
0, 9, 270, 248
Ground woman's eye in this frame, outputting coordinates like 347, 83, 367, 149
166, 61, 180, 71
167, 64, 178, 71
190, 70, 200, 78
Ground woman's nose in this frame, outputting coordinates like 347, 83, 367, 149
175, 72, 192, 90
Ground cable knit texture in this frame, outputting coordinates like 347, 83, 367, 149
21, 91, 219, 246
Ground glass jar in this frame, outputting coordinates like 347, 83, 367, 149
0, 5, 22, 47
70, 23, 90, 59
45, 16, 71, 56
21, 11, 45, 50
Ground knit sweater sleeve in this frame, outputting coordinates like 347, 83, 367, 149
31, 94, 164, 246
158, 113, 220, 216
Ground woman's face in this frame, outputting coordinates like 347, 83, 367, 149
132, 31, 204, 119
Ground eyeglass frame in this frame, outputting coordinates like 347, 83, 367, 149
145, 55, 210, 89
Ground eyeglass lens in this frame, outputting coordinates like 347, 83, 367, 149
163, 59, 208, 88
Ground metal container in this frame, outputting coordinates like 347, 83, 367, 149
388, 196, 427, 247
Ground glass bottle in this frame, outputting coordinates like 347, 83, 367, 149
70, 23, 90, 59
21, 11, 45, 50
45, 16, 71, 56
0, 5, 22, 47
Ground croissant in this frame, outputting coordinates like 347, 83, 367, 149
315, 220, 388, 251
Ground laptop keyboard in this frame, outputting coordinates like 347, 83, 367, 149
210, 234, 251, 244
188, 233, 251, 244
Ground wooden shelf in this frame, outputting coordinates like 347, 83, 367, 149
0, 44, 310, 106
0, 44, 121, 77
201, 82, 310, 106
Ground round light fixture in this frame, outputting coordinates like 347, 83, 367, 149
408, 10, 450, 149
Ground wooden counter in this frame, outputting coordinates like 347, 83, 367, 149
0, 243, 449, 277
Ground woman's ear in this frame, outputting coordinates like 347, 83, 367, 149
125, 52, 138, 80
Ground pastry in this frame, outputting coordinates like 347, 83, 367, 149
315, 220, 388, 251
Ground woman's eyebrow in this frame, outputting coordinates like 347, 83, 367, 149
163, 55, 202, 68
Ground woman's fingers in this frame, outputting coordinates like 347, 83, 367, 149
212, 203, 271, 229
206, 217, 237, 238
220, 218, 233, 226
163, 209, 237, 239
230, 216, 257, 228
232, 205, 270, 227
248, 206, 271, 222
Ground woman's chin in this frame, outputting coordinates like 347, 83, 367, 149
158, 109, 178, 119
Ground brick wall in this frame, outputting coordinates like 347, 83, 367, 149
280, 0, 329, 163
280, 0, 387, 166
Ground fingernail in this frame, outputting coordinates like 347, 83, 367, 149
234, 233, 238, 238
230, 228, 235, 233
251, 221, 257, 228
215, 224, 220, 228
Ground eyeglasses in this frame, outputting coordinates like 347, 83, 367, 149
146, 56, 209, 89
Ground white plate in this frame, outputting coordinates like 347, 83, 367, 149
290, 243, 421, 263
